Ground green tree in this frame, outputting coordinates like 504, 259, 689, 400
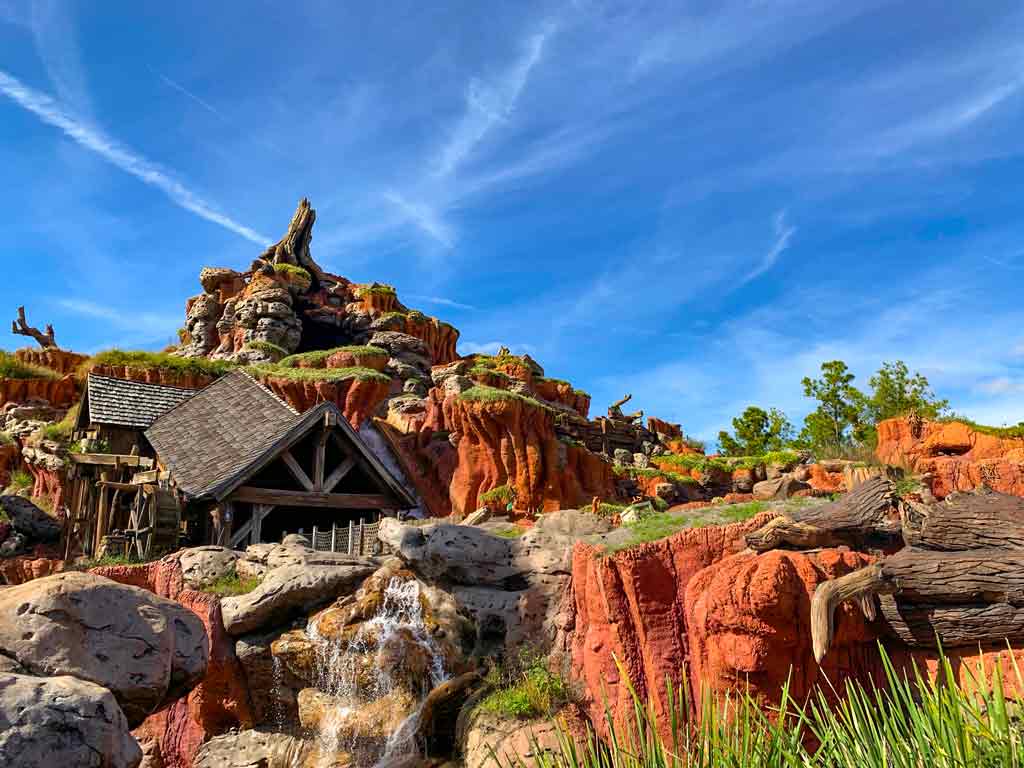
799, 360, 867, 454
718, 406, 795, 455
867, 360, 948, 422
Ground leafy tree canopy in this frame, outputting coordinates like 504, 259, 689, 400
867, 360, 948, 422
718, 406, 795, 456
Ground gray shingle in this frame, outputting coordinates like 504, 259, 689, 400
86, 374, 197, 429
145, 371, 299, 500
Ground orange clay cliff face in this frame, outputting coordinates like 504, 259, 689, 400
876, 416, 1024, 498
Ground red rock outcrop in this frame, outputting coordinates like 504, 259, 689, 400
806, 462, 845, 493
15, 347, 89, 375
259, 374, 390, 428
24, 461, 65, 513
0, 545, 64, 585
569, 513, 775, 739
87, 363, 215, 390
444, 393, 613, 516
876, 417, 1024, 497
0, 373, 78, 408
94, 554, 253, 768
0, 442, 19, 487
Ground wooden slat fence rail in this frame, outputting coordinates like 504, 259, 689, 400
286, 518, 388, 556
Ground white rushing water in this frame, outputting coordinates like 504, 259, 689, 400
305, 577, 449, 767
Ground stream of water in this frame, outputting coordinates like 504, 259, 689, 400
304, 577, 449, 766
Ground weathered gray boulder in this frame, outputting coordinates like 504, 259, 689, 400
0, 673, 143, 768
0, 495, 61, 542
235, 627, 306, 726
753, 474, 811, 501
0, 572, 208, 725
179, 546, 238, 589
220, 561, 377, 636
193, 729, 313, 768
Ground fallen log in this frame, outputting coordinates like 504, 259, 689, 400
901, 488, 1024, 551
746, 476, 898, 551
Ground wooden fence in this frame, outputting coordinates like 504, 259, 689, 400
286, 518, 385, 556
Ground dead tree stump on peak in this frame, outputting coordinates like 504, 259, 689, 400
11, 305, 57, 348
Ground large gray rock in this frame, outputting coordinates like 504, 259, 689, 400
0, 495, 61, 542
380, 510, 612, 654
0, 572, 208, 726
179, 546, 238, 589
220, 561, 377, 636
235, 627, 306, 726
193, 729, 313, 768
753, 474, 811, 501
0, 673, 142, 768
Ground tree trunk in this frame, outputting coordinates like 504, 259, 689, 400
878, 596, 1024, 648
902, 489, 1024, 551
746, 476, 898, 551
879, 547, 1024, 605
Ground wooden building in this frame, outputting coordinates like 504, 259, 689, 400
74, 373, 196, 455
145, 371, 416, 549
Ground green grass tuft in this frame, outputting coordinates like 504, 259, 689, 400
355, 283, 397, 298
242, 340, 289, 358
458, 385, 551, 411
249, 364, 390, 384
272, 263, 311, 283
716, 500, 769, 522
493, 526, 526, 539
7, 469, 32, 491
201, 573, 261, 597
938, 415, 1024, 440
85, 349, 236, 378
0, 350, 59, 380
478, 650, 571, 720
480, 483, 516, 507
278, 345, 388, 369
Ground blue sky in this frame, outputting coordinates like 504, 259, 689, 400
2, 0, 1023, 443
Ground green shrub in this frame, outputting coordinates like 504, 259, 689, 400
39, 404, 79, 444
479, 650, 570, 719
594, 502, 627, 518
480, 484, 516, 507
8, 469, 32, 491
494, 647, 1024, 768
0, 431, 12, 446
201, 573, 261, 597
84, 349, 235, 378
657, 453, 732, 475
278, 345, 388, 369
0, 350, 58, 380
248, 364, 389, 384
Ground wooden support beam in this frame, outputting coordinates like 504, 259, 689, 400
96, 480, 141, 492
313, 430, 329, 491
281, 449, 314, 491
231, 486, 393, 510
69, 453, 154, 468
323, 456, 355, 494
131, 469, 169, 485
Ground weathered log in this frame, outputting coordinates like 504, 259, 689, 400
260, 197, 323, 284
10, 305, 57, 348
810, 563, 889, 663
746, 476, 898, 551
879, 547, 1024, 605
813, 547, 1024, 659
902, 488, 1024, 551
877, 596, 1024, 648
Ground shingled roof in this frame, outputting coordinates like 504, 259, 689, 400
145, 371, 300, 500
83, 374, 197, 429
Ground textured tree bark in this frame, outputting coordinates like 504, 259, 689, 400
260, 198, 324, 283
879, 547, 1024, 605
901, 489, 1024, 551
878, 596, 1024, 648
10, 305, 57, 348
746, 476, 898, 551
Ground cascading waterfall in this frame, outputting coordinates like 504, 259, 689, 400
305, 577, 449, 766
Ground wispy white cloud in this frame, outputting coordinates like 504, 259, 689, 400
406, 294, 477, 311
382, 190, 455, 248
743, 210, 795, 284
153, 69, 227, 121
434, 23, 554, 179
29, 0, 92, 118
976, 377, 1024, 396
55, 298, 179, 337
0, 69, 270, 244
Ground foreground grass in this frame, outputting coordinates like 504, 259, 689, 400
202, 573, 261, 597
495, 648, 1024, 768
479, 651, 571, 719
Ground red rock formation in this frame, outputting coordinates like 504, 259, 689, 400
95, 554, 253, 768
25, 461, 64, 513
569, 513, 775, 739
87, 363, 215, 390
0, 545, 64, 584
647, 417, 682, 440
259, 374, 390, 428
0, 374, 78, 409
400, 313, 459, 366
15, 347, 89, 374
443, 393, 613, 516
534, 378, 590, 417
807, 463, 845, 493
876, 417, 1024, 497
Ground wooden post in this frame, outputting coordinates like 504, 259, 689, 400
313, 525, 319, 552
359, 519, 365, 556
331, 524, 337, 552
94, 471, 110, 556
347, 520, 355, 555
